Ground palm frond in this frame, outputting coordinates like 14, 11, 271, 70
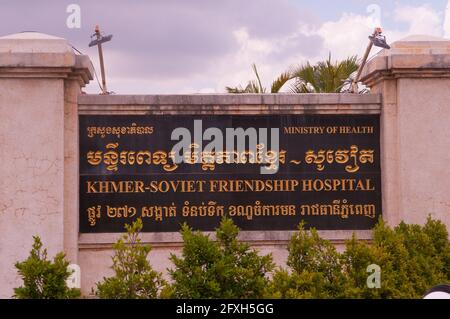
226, 80, 263, 94
226, 63, 266, 94
270, 71, 292, 93
226, 55, 358, 94
251, 63, 265, 93
290, 62, 318, 93
290, 55, 359, 93
226, 86, 247, 93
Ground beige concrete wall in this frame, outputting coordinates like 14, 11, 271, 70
396, 78, 450, 226
0, 32, 92, 298
64, 79, 81, 264
78, 244, 290, 296
361, 35, 450, 231
0, 78, 65, 298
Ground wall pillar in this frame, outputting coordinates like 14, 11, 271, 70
0, 32, 92, 298
361, 35, 450, 230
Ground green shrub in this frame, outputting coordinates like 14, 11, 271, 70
371, 217, 448, 297
270, 217, 450, 299
168, 217, 274, 298
267, 222, 347, 298
421, 217, 450, 281
94, 218, 165, 299
340, 233, 402, 298
14, 236, 80, 299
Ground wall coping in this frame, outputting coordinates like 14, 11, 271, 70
79, 230, 373, 248
79, 93, 381, 105
0, 32, 93, 86
78, 93, 381, 115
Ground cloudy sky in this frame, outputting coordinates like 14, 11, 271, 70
1, 0, 450, 94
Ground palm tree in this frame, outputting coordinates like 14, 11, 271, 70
226, 63, 291, 93
226, 55, 359, 94
290, 55, 359, 93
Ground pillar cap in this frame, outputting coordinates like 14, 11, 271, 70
0, 32, 93, 85
360, 34, 450, 87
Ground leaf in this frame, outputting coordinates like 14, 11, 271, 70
94, 218, 166, 299
270, 71, 292, 93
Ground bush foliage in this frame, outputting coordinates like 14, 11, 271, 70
269, 216, 450, 299
167, 217, 275, 298
15, 216, 449, 299
14, 236, 80, 299
94, 218, 165, 299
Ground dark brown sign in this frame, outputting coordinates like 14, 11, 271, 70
79, 114, 381, 233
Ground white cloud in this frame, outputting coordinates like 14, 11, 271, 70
211, 26, 321, 93
444, 0, 450, 38
316, 13, 375, 61
312, 3, 445, 65
82, 2, 447, 95
394, 4, 443, 37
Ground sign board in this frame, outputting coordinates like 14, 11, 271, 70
79, 114, 381, 232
